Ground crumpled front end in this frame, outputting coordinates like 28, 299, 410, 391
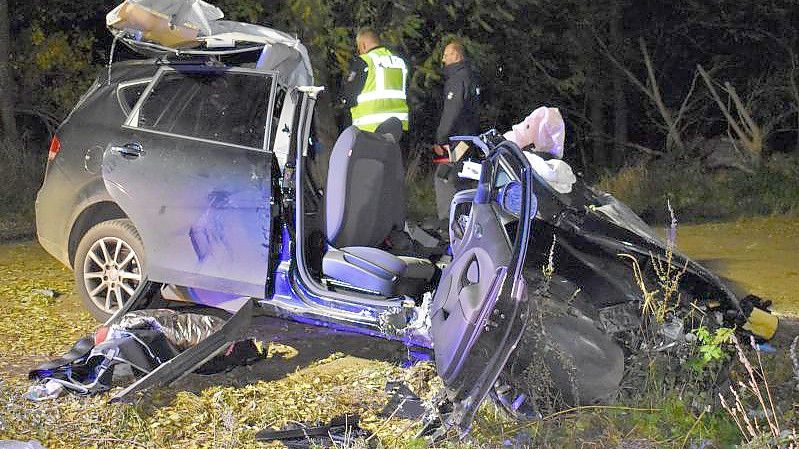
527, 180, 778, 342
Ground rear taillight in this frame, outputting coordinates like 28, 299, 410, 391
47, 135, 61, 161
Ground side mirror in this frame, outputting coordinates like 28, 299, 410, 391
496, 180, 537, 218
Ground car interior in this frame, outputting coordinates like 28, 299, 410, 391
298, 118, 448, 304
118, 68, 480, 307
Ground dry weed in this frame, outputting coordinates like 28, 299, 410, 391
719, 335, 798, 448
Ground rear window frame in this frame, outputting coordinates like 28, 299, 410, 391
117, 78, 153, 116
123, 66, 281, 153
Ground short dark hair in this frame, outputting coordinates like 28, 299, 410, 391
446, 40, 466, 58
357, 27, 380, 44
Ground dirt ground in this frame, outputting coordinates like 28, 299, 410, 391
674, 216, 799, 317
166, 314, 414, 397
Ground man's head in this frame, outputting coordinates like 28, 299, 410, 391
356, 28, 380, 55
442, 41, 465, 66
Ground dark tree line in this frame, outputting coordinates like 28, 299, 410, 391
2, 0, 799, 177
0, 0, 17, 146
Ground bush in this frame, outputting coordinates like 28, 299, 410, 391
597, 153, 799, 223
596, 164, 651, 215
405, 173, 437, 221
0, 145, 45, 240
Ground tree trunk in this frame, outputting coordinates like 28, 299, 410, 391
610, 0, 627, 168
612, 75, 627, 166
589, 34, 607, 169
309, 62, 339, 186
579, 4, 607, 172
590, 85, 606, 170
0, 0, 18, 147
790, 57, 799, 153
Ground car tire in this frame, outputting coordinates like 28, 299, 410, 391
497, 298, 624, 415
74, 218, 146, 321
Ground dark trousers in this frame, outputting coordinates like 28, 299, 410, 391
434, 162, 469, 220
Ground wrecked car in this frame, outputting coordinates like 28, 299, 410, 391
34, 3, 777, 438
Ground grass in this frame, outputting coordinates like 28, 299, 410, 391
719, 335, 799, 448
0, 242, 93, 363
613, 207, 797, 449
0, 240, 771, 448
597, 152, 799, 223
668, 217, 799, 317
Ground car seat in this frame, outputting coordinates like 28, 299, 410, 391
322, 120, 435, 297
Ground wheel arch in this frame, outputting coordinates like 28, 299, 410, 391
68, 201, 129, 268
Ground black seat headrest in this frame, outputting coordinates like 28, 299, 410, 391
375, 117, 403, 143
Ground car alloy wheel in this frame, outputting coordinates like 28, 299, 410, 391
82, 236, 142, 314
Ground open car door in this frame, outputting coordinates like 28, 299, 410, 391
102, 66, 281, 299
428, 138, 537, 437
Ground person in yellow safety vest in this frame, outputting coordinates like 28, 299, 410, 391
338, 28, 409, 133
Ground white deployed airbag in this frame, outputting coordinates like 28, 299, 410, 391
503, 106, 565, 159
523, 152, 576, 194
460, 107, 577, 193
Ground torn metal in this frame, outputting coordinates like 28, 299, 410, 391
106, 0, 313, 85
27, 292, 257, 402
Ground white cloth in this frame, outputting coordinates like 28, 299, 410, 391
523, 152, 576, 194
458, 154, 575, 193
503, 106, 565, 159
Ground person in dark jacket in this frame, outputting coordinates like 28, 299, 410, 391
432, 41, 480, 221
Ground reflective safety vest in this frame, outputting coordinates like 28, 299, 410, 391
351, 47, 409, 132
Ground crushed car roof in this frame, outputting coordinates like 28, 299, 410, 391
107, 0, 313, 86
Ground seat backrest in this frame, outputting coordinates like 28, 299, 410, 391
325, 124, 405, 247
375, 117, 403, 143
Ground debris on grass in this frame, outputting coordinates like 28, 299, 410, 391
30, 289, 59, 299
2, 240, 797, 448
255, 414, 375, 448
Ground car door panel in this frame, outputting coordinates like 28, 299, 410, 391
102, 67, 277, 298
103, 130, 273, 298
428, 141, 536, 436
